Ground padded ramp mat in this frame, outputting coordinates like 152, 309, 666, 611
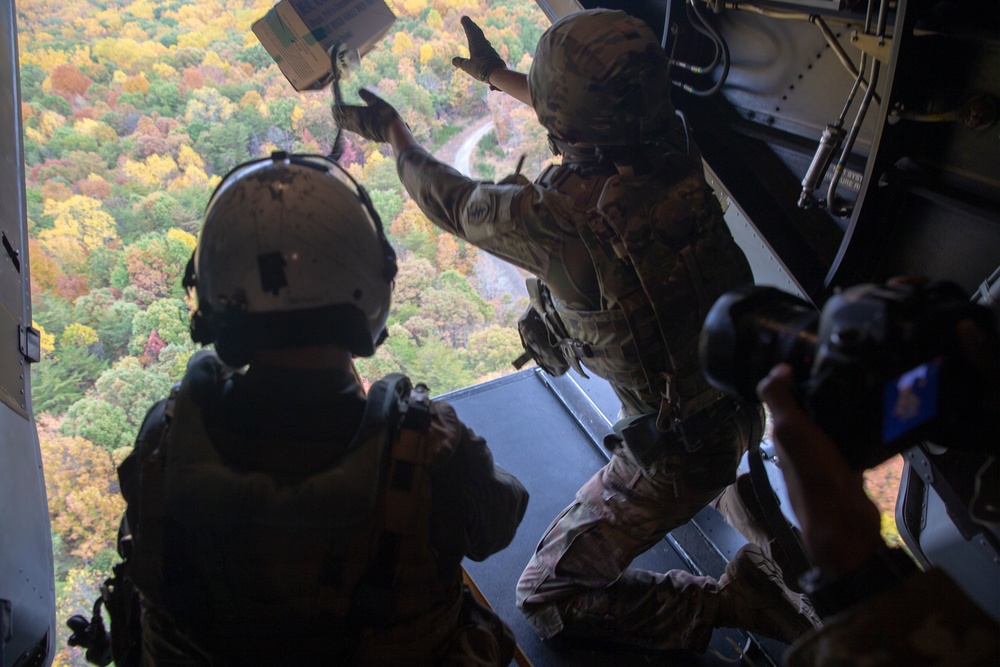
443, 370, 766, 667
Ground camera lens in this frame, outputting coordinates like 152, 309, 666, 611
700, 286, 819, 401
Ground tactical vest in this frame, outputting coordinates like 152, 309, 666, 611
533, 151, 754, 428
127, 353, 462, 665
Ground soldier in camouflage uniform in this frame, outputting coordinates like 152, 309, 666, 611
333, 9, 816, 653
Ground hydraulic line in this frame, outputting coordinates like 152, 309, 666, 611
675, 0, 732, 96
827, 0, 888, 214
798, 36, 870, 207
672, 0, 723, 75
811, 14, 880, 106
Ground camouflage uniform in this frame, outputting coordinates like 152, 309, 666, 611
787, 568, 1000, 665
127, 351, 528, 665
389, 8, 804, 652
395, 133, 760, 652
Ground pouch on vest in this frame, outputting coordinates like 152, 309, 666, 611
513, 305, 570, 376
612, 412, 684, 474
513, 278, 571, 377
613, 396, 740, 477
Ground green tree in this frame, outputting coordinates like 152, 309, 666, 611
194, 119, 252, 175
369, 189, 403, 223
151, 341, 198, 380
32, 324, 108, 415
46, 125, 99, 158
466, 325, 523, 378
406, 338, 475, 395
116, 231, 191, 300
61, 397, 132, 452
92, 357, 173, 429
147, 80, 184, 115
74, 292, 139, 361
130, 298, 190, 355
84, 245, 121, 289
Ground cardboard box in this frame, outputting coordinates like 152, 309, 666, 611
253, 0, 396, 91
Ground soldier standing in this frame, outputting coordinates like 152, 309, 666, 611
333, 10, 815, 653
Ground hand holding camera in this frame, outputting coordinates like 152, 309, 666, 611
701, 280, 1000, 470
756, 362, 883, 573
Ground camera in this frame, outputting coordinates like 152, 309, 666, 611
699, 280, 999, 470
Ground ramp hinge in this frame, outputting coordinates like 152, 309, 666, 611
20, 325, 41, 363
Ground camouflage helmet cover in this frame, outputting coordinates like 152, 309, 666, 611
528, 9, 675, 146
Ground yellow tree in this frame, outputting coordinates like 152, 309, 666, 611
419, 43, 434, 66
436, 233, 460, 272
37, 415, 124, 561
402, 0, 428, 15
125, 0, 156, 20
19, 47, 69, 72
34, 109, 66, 142
123, 154, 180, 191
40, 195, 119, 251
392, 31, 414, 56
202, 50, 231, 73
427, 8, 443, 30
177, 145, 205, 171
167, 228, 197, 252
61, 323, 99, 348
123, 72, 150, 94
92, 37, 143, 72
73, 118, 116, 144
34, 322, 56, 359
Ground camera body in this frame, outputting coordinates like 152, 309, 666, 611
700, 281, 998, 470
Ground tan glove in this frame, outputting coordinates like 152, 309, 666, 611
451, 16, 506, 88
331, 89, 400, 144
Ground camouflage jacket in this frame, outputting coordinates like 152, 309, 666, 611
786, 568, 1000, 666
397, 146, 753, 419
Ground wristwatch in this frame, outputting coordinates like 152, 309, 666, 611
800, 544, 919, 619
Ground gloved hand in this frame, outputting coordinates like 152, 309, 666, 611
452, 16, 506, 87
331, 89, 400, 144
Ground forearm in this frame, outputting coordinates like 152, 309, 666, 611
487, 69, 531, 106
394, 142, 481, 238
386, 116, 419, 156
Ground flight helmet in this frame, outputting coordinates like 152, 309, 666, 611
528, 9, 675, 147
184, 152, 397, 366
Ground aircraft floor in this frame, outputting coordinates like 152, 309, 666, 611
445, 370, 788, 667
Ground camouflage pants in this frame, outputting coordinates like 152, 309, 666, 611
515, 403, 762, 652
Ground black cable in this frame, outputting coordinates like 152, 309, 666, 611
677, 0, 731, 97
673, 0, 722, 75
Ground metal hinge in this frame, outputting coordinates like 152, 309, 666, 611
19, 325, 41, 363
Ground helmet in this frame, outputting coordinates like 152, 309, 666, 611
185, 153, 397, 365
528, 9, 675, 147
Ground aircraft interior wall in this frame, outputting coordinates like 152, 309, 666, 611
1, 0, 56, 665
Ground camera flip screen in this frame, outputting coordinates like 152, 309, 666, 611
882, 358, 942, 444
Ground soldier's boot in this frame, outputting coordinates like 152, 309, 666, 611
715, 543, 821, 645
714, 473, 805, 592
